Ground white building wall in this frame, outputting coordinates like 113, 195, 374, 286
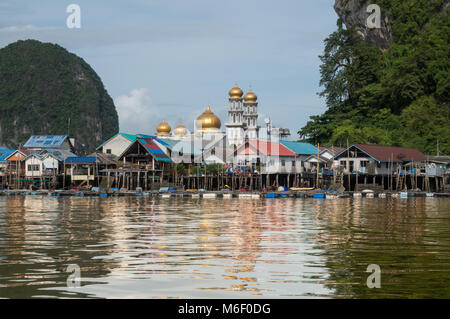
25, 157, 43, 177
42, 157, 60, 174
337, 157, 402, 175
233, 153, 305, 174
100, 135, 134, 157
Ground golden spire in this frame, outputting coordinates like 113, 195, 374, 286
228, 83, 243, 99
156, 120, 171, 135
173, 123, 188, 137
244, 88, 257, 102
196, 105, 221, 130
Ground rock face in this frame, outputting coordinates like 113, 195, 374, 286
0, 40, 119, 153
334, 0, 393, 50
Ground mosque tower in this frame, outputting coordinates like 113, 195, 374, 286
225, 84, 245, 146
243, 88, 259, 140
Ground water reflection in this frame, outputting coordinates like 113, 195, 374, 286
0, 196, 449, 298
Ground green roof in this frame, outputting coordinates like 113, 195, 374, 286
280, 141, 318, 155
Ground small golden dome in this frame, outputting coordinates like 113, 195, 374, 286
173, 123, 188, 137
229, 84, 243, 99
244, 88, 257, 102
196, 106, 221, 130
156, 120, 171, 135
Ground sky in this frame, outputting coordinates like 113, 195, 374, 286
0, 0, 338, 139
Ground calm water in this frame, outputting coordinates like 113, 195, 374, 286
0, 195, 449, 299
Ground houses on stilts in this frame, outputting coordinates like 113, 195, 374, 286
1, 132, 449, 193
0, 84, 449, 194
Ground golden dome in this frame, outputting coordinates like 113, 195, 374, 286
196, 106, 221, 130
173, 123, 188, 137
156, 120, 171, 135
229, 84, 243, 99
244, 88, 257, 102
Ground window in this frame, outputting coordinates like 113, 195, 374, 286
292, 161, 296, 167
106, 149, 112, 154
340, 160, 347, 168
385, 162, 389, 168
211, 148, 215, 155
360, 160, 369, 167
28, 164, 39, 171
281, 160, 285, 167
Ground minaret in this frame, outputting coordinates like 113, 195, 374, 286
243, 88, 259, 140
225, 84, 245, 146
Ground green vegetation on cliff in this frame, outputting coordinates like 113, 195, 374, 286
299, 0, 450, 154
0, 39, 119, 152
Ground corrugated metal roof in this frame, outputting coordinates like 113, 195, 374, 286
120, 133, 138, 142
90, 152, 118, 165
137, 134, 156, 139
138, 138, 172, 163
320, 147, 345, 156
65, 156, 97, 164
40, 149, 76, 161
0, 148, 16, 162
280, 141, 318, 155
22, 152, 44, 161
5, 149, 31, 160
336, 144, 425, 162
238, 140, 296, 157
23, 135, 68, 148
96, 133, 138, 150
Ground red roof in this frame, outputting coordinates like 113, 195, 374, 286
353, 144, 425, 162
237, 140, 296, 157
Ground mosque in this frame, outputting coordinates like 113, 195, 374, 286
154, 84, 261, 147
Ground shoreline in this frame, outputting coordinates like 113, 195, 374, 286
1, 189, 450, 199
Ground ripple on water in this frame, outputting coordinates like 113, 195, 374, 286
0, 196, 449, 298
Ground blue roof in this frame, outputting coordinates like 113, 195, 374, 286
0, 148, 16, 162
137, 134, 157, 139
136, 138, 172, 163
24, 135, 68, 148
280, 141, 318, 155
65, 156, 97, 164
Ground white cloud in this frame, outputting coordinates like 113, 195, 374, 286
114, 88, 162, 134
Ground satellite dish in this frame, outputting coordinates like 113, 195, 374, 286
264, 118, 270, 124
